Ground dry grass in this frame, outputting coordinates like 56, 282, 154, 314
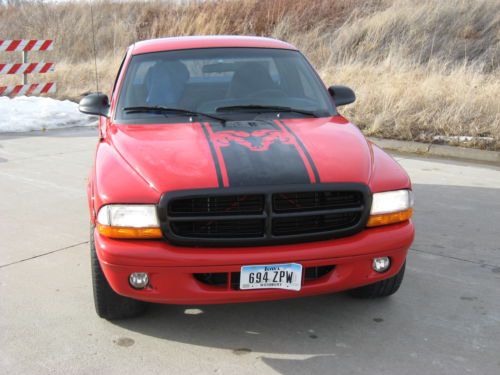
324, 63, 500, 148
313, 0, 500, 149
0, 0, 499, 149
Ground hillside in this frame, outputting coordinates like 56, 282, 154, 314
0, 0, 499, 149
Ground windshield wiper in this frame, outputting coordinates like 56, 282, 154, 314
123, 106, 227, 125
216, 105, 318, 118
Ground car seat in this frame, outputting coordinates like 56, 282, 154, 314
226, 62, 276, 99
145, 61, 190, 107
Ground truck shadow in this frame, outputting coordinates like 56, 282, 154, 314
113, 290, 401, 355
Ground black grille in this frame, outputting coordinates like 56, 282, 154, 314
193, 265, 335, 290
193, 273, 227, 287
171, 219, 265, 238
304, 265, 335, 281
273, 212, 362, 236
170, 195, 264, 216
273, 191, 362, 213
158, 184, 371, 246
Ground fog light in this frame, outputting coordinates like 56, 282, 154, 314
372, 257, 391, 273
129, 272, 149, 289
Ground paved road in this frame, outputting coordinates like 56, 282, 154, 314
1, 128, 499, 375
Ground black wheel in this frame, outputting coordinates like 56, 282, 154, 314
348, 262, 406, 299
90, 226, 147, 320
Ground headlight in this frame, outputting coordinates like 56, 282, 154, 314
96, 204, 162, 239
367, 190, 414, 227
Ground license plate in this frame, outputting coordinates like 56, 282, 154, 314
240, 263, 302, 291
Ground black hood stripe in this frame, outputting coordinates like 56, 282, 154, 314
201, 122, 225, 187
203, 120, 316, 187
276, 119, 320, 183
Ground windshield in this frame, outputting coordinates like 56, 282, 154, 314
116, 48, 335, 123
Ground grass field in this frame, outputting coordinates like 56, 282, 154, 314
0, 0, 499, 149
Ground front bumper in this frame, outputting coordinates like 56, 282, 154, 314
95, 221, 414, 304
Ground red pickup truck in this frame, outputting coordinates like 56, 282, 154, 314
79, 36, 414, 320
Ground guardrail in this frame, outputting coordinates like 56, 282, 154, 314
0, 39, 56, 97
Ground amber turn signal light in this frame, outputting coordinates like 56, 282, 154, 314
96, 224, 163, 239
367, 208, 413, 227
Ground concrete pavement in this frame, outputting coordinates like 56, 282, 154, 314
1, 128, 499, 374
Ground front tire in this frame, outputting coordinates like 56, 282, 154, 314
348, 262, 406, 299
90, 226, 147, 320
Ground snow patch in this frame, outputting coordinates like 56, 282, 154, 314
0, 96, 97, 133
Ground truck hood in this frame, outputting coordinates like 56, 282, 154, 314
108, 116, 377, 193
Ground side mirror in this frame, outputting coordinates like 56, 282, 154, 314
79, 93, 110, 117
328, 85, 356, 107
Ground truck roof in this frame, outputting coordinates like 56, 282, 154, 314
131, 35, 297, 55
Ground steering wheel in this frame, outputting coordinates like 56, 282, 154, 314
247, 89, 287, 98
